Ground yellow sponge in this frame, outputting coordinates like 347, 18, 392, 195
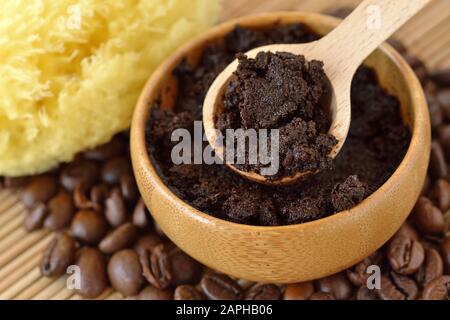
0, 0, 219, 176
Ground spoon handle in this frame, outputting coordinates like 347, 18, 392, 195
320, 0, 431, 78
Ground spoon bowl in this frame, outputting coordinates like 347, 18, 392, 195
203, 0, 430, 185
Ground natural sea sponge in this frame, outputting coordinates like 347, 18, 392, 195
0, 0, 219, 176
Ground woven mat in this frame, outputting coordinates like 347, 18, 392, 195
0, 0, 449, 300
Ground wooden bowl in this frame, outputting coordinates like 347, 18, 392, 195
131, 12, 430, 283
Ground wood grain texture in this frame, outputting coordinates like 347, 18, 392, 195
0, 0, 446, 299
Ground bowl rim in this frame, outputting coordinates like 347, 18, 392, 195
131, 11, 429, 233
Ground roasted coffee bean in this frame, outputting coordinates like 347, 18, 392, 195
99, 223, 138, 254
245, 284, 281, 300
438, 125, 450, 158
387, 235, 424, 275
437, 89, 450, 117
101, 156, 132, 185
422, 275, 450, 300
415, 247, 443, 287
44, 191, 75, 230
4, 176, 30, 188
440, 236, 450, 273
84, 137, 125, 161
430, 141, 448, 179
316, 273, 352, 300
387, 38, 407, 54
412, 197, 445, 235
132, 198, 151, 228
430, 69, 450, 88
73, 182, 92, 210
24, 203, 47, 231
60, 159, 99, 191
70, 210, 107, 245
347, 252, 384, 286
138, 286, 173, 300
405, 55, 428, 83
377, 273, 418, 300
309, 292, 335, 300
139, 243, 172, 289
20, 175, 58, 208
200, 273, 243, 300
356, 286, 378, 300
105, 188, 127, 227
90, 184, 110, 212
431, 179, 450, 212
108, 249, 143, 296
427, 94, 443, 129
75, 248, 108, 298
169, 247, 203, 286
174, 285, 204, 300
133, 234, 162, 257
40, 232, 76, 277
120, 174, 139, 202
393, 222, 419, 241
283, 282, 314, 300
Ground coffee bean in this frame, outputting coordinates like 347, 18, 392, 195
105, 188, 127, 227
169, 247, 203, 286
415, 247, 443, 287
40, 232, 76, 277
20, 175, 58, 208
377, 273, 418, 300
405, 55, 429, 83
245, 284, 281, 300
84, 137, 125, 161
393, 222, 419, 241
75, 248, 107, 298
427, 94, 443, 129
200, 273, 243, 300
24, 203, 47, 231
108, 249, 143, 296
412, 197, 445, 235
133, 234, 162, 257
70, 210, 107, 245
99, 223, 138, 254
101, 156, 132, 185
440, 236, 450, 273
431, 179, 450, 212
347, 252, 384, 286
120, 174, 139, 203
139, 244, 172, 289
430, 69, 450, 88
44, 191, 75, 230
132, 198, 151, 229
387, 38, 407, 54
437, 89, 450, 118
422, 275, 450, 300
316, 273, 352, 300
90, 184, 110, 212
356, 286, 378, 300
283, 282, 314, 300
60, 159, 99, 191
237, 279, 256, 290
430, 141, 448, 179
387, 235, 424, 275
174, 285, 204, 300
438, 125, 450, 159
421, 174, 431, 196
309, 292, 335, 300
4, 176, 30, 188
138, 286, 173, 300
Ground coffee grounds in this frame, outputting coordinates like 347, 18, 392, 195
146, 24, 410, 226
216, 51, 337, 177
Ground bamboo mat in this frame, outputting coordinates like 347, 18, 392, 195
0, 0, 449, 300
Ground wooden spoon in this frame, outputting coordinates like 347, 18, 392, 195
203, 0, 430, 186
